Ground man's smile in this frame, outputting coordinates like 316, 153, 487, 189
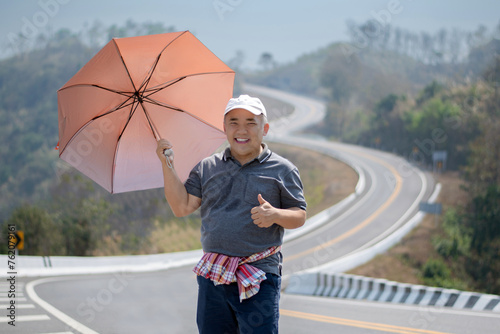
235, 138, 250, 143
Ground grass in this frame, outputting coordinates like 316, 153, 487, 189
144, 217, 203, 254
268, 142, 358, 217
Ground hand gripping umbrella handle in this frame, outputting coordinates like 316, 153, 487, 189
163, 148, 174, 169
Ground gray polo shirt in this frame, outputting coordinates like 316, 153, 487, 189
184, 143, 306, 275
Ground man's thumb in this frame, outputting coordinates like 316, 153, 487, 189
258, 194, 267, 205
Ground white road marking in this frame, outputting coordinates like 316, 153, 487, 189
0, 314, 50, 322
0, 303, 35, 308
26, 277, 100, 334
0, 297, 27, 302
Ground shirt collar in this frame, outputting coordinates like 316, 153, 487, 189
223, 143, 272, 164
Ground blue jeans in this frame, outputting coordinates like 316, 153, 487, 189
196, 273, 281, 334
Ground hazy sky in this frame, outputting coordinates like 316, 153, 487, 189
1, 0, 499, 68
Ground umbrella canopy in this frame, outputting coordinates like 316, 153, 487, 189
57, 31, 234, 193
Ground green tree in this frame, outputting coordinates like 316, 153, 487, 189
405, 96, 467, 167
258, 52, 277, 71
416, 80, 443, 106
375, 94, 399, 115
320, 51, 361, 105
467, 186, 500, 255
456, 59, 500, 294
483, 55, 500, 96
50, 173, 114, 256
433, 208, 471, 259
463, 185, 500, 294
365, 94, 409, 153
465, 60, 500, 194
422, 258, 452, 288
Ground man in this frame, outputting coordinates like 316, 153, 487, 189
156, 94, 307, 333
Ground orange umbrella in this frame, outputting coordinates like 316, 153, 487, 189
57, 31, 234, 193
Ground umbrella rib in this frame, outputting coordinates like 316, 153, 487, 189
141, 103, 161, 140
59, 118, 95, 156
136, 30, 189, 93
143, 76, 187, 99
91, 96, 136, 121
112, 39, 138, 93
137, 54, 162, 94
58, 83, 133, 98
143, 97, 185, 112
90, 84, 133, 97
117, 99, 141, 142
143, 70, 235, 98
110, 96, 143, 193
59, 94, 136, 156
142, 97, 225, 135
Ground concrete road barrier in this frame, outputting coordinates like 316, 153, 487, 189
285, 272, 500, 313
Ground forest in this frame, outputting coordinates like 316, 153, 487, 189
1, 19, 499, 293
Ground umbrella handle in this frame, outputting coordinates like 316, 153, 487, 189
164, 149, 174, 169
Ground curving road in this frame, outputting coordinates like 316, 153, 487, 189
246, 84, 434, 276
8, 86, 500, 334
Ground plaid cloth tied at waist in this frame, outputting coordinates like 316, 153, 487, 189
193, 245, 281, 302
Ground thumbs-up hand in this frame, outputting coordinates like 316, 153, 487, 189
251, 194, 276, 228
257, 194, 267, 205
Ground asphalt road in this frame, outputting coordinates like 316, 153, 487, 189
4, 86, 499, 333
10, 268, 500, 334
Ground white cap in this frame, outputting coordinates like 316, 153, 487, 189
224, 94, 267, 117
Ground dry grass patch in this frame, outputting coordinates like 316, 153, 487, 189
269, 142, 359, 216
144, 218, 202, 254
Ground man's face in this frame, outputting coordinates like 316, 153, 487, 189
223, 108, 269, 165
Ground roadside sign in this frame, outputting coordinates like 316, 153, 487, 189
10, 231, 24, 250
432, 151, 448, 172
419, 202, 442, 214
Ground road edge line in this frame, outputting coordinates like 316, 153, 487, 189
26, 277, 100, 334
